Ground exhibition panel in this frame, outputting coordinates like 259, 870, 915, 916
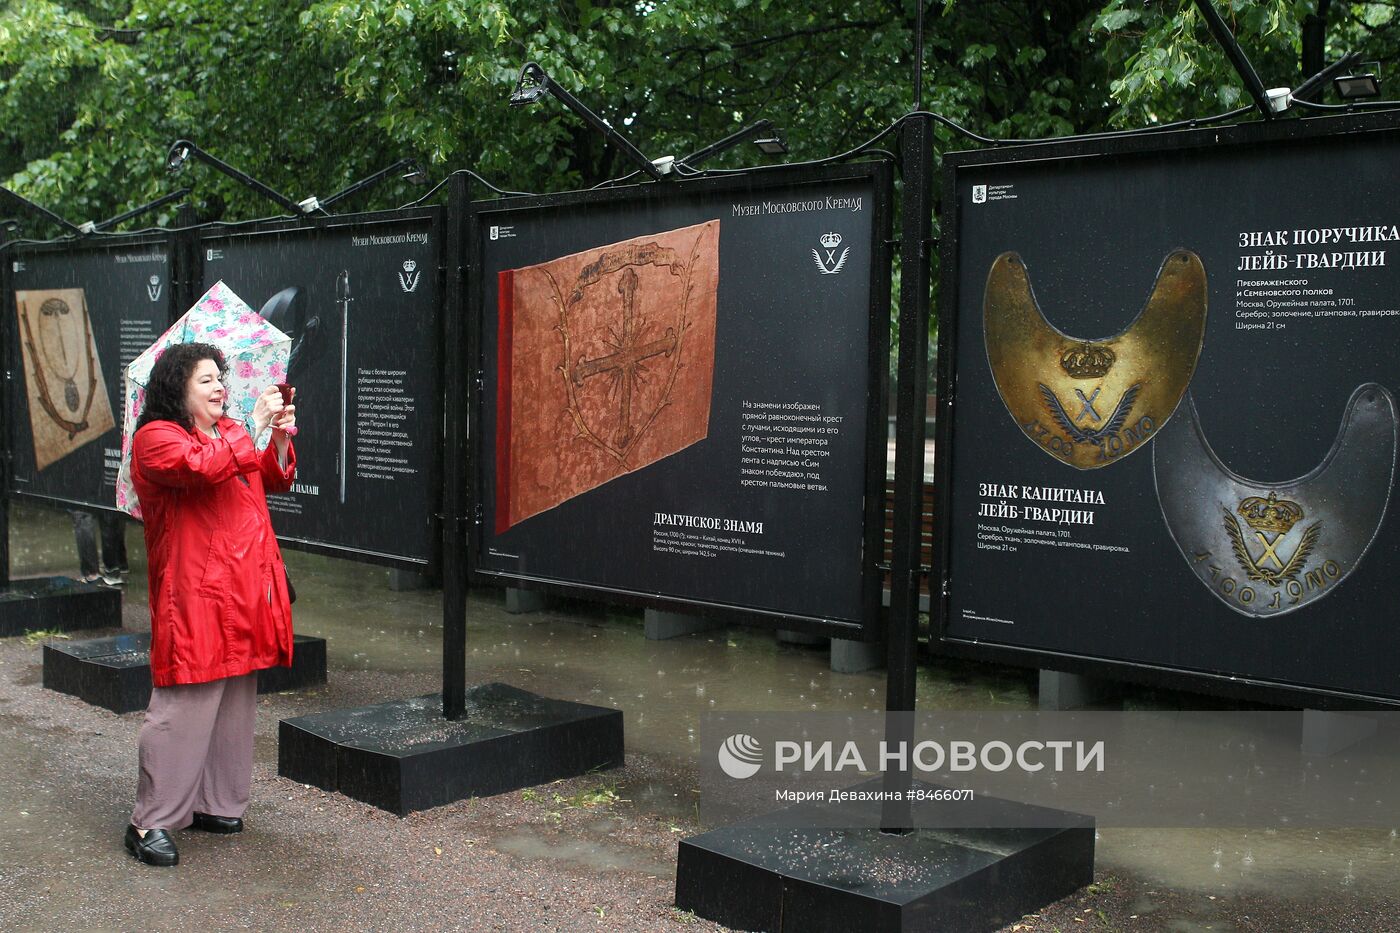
936, 111, 1400, 705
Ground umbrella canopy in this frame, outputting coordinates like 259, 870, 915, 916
116, 281, 291, 518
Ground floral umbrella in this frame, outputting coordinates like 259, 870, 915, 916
115, 281, 290, 518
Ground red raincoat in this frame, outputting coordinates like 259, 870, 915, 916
133, 416, 296, 687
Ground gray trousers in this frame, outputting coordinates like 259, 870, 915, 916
131, 673, 256, 830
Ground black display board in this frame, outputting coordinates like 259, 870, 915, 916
936, 111, 1400, 706
467, 163, 892, 637
5, 235, 172, 510
198, 211, 442, 568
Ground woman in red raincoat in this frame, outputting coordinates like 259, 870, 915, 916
124, 342, 297, 867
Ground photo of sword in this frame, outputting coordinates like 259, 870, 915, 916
336, 269, 350, 504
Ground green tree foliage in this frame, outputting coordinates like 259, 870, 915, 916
1094, 1, 1398, 125
0, 0, 1143, 225
3, 1, 1397, 227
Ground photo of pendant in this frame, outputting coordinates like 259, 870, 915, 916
14, 287, 116, 469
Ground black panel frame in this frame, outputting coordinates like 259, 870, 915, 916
193, 207, 446, 573
3, 231, 177, 514
462, 162, 895, 639
933, 109, 1400, 710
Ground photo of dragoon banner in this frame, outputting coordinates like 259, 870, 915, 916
1154, 384, 1397, 618
983, 249, 1208, 470
495, 220, 720, 532
13, 288, 115, 470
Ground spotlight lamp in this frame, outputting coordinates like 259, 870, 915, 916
753, 132, 789, 156
1334, 73, 1381, 100
166, 141, 192, 173
164, 138, 309, 215
402, 160, 430, 185
509, 63, 551, 108
509, 61, 666, 181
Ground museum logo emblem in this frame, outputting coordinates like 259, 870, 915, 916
718, 733, 764, 779
972, 184, 987, 204
147, 274, 162, 302
811, 232, 849, 275
399, 259, 421, 293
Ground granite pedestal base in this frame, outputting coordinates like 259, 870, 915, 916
42, 632, 328, 713
257, 636, 328, 694
504, 587, 548, 614
1038, 670, 1118, 711
676, 782, 1093, 932
830, 637, 884, 673
278, 684, 624, 815
0, 577, 121, 637
644, 609, 724, 640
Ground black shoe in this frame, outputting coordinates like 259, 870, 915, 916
191, 812, 243, 834
124, 825, 178, 866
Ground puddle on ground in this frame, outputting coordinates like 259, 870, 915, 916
1099, 826, 1400, 899
493, 830, 670, 878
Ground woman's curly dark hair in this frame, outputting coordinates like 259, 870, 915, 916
135, 342, 228, 433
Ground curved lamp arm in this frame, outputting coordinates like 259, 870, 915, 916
0, 186, 82, 236
79, 187, 192, 234
166, 139, 305, 214
510, 62, 666, 182
680, 119, 787, 169
320, 158, 427, 210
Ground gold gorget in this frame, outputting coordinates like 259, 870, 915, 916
983, 249, 1208, 470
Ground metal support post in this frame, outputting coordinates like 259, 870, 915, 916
171, 203, 203, 319
440, 173, 472, 719
0, 227, 12, 587
881, 111, 935, 833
